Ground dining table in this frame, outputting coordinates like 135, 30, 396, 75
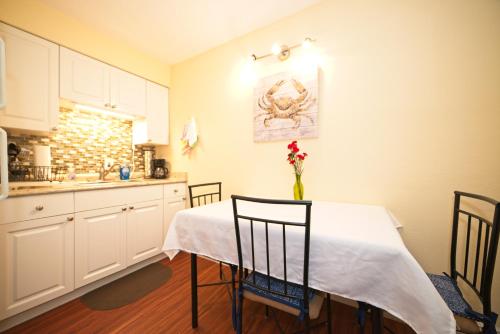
162, 199, 456, 334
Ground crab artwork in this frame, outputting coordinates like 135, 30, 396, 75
253, 69, 319, 142
255, 78, 316, 128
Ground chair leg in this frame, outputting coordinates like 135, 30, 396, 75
304, 312, 310, 334
237, 291, 244, 334
357, 301, 367, 334
326, 294, 332, 334
484, 313, 498, 334
265, 305, 269, 318
371, 306, 383, 334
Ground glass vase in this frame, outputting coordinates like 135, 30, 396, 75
293, 174, 304, 200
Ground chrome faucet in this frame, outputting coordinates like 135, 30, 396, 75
99, 163, 121, 181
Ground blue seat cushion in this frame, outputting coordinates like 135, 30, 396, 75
427, 273, 486, 322
242, 272, 315, 314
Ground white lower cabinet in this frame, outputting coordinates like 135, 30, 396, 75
0, 182, 186, 322
126, 199, 164, 266
0, 214, 74, 320
163, 196, 186, 239
75, 206, 127, 288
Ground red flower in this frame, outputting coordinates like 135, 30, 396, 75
286, 140, 308, 175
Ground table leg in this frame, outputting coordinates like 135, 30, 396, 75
371, 306, 383, 334
191, 253, 198, 328
231, 265, 237, 330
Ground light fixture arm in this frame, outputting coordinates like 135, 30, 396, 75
251, 37, 315, 62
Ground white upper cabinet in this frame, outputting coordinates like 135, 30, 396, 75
0, 23, 59, 132
60, 47, 146, 117
133, 82, 169, 145
60, 47, 110, 109
110, 67, 146, 117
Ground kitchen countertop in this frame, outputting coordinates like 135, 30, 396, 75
7, 173, 188, 198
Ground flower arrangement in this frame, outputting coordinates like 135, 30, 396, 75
287, 140, 308, 200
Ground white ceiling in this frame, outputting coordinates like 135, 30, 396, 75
39, 0, 320, 64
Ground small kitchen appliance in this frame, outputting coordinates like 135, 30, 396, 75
143, 147, 154, 178
152, 159, 168, 179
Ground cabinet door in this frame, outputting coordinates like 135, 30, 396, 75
75, 206, 126, 288
0, 23, 59, 132
126, 199, 164, 266
0, 214, 74, 320
132, 82, 169, 145
60, 47, 110, 109
163, 196, 186, 241
109, 68, 146, 117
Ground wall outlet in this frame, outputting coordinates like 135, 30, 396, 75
104, 158, 115, 168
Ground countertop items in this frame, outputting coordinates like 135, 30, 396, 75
33, 145, 51, 166
8, 173, 187, 197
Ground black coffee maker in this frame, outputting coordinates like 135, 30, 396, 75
152, 159, 168, 179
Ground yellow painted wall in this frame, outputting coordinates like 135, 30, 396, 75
163, 0, 500, 314
0, 0, 170, 86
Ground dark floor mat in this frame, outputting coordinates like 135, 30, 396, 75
80, 262, 173, 310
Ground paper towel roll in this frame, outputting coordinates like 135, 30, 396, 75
33, 145, 51, 166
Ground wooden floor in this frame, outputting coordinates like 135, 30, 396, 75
4, 252, 415, 334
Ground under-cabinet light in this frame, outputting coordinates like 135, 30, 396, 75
74, 104, 136, 120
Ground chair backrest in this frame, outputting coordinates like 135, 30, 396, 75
231, 195, 312, 310
188, 182, 222, 208
450, 191, 500, 315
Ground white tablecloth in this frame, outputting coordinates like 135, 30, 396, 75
162, 200, 455, 334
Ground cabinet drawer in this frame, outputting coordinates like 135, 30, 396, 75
164, 183, 186, 198
75, 185, 163, 212
0, 193, 74, 225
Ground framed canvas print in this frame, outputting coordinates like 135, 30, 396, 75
253, 67, 318, 142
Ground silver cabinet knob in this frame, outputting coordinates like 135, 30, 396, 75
35, 205, 44, 211
147, 139, 152, 142
105, 103, 111, 108
111, 105, 117, 109
182, 197, 186, 201
174, 189, 178, 193
129, 206, 134, 210
51, 126, 58, 131
122, 207, 127, 211
66, 216, 74, 221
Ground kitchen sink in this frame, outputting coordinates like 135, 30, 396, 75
77, 181, 114, 186
77, 179, 145, 186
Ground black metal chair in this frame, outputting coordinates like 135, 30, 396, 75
427, 191, 499, 334
231, 195, 332, 334
188, 182, 222, 208
188, 182, 238, 328
188, 182, 225, 278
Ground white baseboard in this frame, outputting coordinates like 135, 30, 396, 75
0, 253, 166, 332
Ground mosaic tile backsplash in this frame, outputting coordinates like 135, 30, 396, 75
7, 107, 150, 174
